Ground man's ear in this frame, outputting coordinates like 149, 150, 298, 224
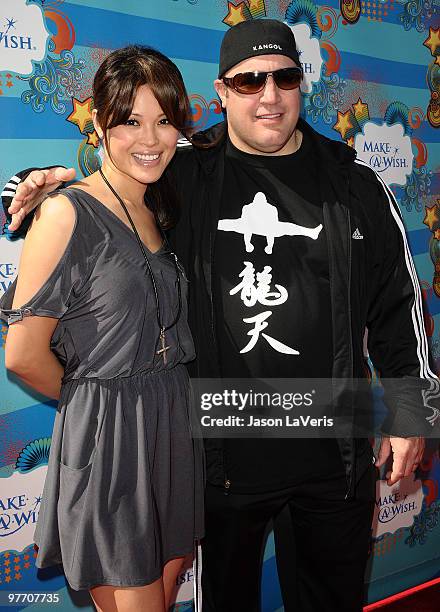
214, 79, 228, 110
92, 109, 104, 140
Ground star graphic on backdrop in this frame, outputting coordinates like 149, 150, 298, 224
435, 229, 440, 240
248, 0, 267, 16
352, 98, 368, 118
423, 204, 439, 230
5, 18, 17, 30
423, 28, 440, 57
223, 2, 250, 27
87, 130, 100, 148
333, 109, 353, 140
67, 97, 93, 133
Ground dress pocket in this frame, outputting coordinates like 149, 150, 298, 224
59, 460, 93, 520
59, 382, 109, 470
58, 460, 93, 572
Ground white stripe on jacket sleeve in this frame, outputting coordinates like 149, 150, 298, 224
355, 158, 440, 426
1, 174, 21, 198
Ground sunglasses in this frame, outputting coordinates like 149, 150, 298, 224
222, 67, 303, 95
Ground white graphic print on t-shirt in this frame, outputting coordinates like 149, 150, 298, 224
241, 311, 300, 355
230, 262, 288, 307
217, 191, 323, 355
230, 262, 296, 354
218, 191, 322, 254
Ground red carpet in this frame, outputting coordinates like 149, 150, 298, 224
364, 577, 440, 611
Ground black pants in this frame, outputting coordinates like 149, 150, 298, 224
201, 465, 376, 612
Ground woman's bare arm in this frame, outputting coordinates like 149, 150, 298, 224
5, 194, 76, 399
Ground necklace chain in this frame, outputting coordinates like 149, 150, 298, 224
98, 168, 182, 361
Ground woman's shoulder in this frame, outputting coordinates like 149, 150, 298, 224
39, 180, 104, 234
36, 191, 77, 236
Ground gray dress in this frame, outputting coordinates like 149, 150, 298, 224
0, 188, 205, 591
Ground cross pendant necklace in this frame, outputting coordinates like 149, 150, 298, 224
157, 327, 171, 364
98, 168, 182, 369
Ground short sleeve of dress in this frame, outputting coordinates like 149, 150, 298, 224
0, 189, 91, 325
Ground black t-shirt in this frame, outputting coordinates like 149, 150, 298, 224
212, 131, 344, 492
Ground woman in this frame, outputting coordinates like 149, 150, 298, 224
0, 45, 204, 612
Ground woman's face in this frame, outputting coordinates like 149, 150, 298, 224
101, 84, 179, 186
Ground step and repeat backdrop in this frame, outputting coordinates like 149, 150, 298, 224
0, 1, 439, 610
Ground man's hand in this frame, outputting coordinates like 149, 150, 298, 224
375, 436, 425, 486
8, 167, 76, 231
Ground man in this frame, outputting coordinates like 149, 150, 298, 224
3, 20, 434, 612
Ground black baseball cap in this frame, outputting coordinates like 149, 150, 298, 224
218, 19, 300, 78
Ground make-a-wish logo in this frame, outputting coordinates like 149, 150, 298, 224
0, 237, 22, 297
0, 466, 46, 553
372, 474, 424, 537
355, 123, 413, 187
286, 22, 323, 95
0, 0, 50, 75
0, 261, 16, 295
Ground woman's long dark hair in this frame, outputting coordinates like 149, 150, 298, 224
93, 45, 192, 229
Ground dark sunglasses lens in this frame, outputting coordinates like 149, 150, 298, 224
232, 68, 302, 93
234, 72, 266, 93
274, 68, 302, 89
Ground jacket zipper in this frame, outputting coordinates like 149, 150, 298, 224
209, 235, 216, 347
207, 178, 219, 355
345, 203, 354, 499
